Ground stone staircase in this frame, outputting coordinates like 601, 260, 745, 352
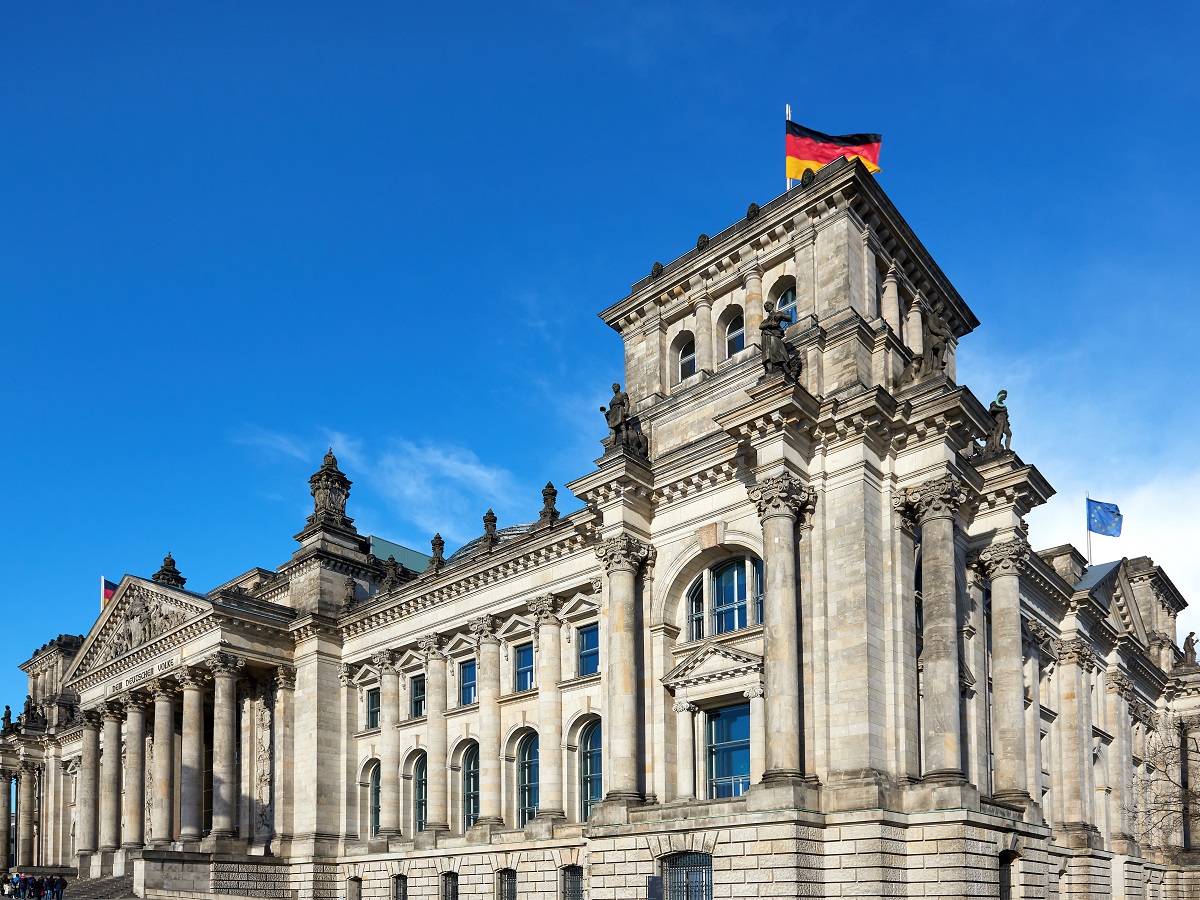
67, 875, 136, 900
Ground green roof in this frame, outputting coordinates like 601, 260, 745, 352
368, 536, 431, 573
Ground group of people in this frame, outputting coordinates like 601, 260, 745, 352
3, 874, 67, 899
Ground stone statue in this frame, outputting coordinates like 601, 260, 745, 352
425, 533, 446, 574
983, 390, 1013, 457
379, 555, 403, 593
601, 383, 649, 458
305, 449, 354, 532
2, 705, 10, 730
1185, 632, 1197, 667
760, 300, 802, 382
921, 301, 952, 377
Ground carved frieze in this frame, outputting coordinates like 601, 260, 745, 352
87, 586, 200, 671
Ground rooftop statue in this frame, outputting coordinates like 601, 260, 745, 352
760, 301, 802, 382
983, 390, 1013, 458
1185, 632, 1197, 668
601, 383, 649, 458
921, 300, 952, 378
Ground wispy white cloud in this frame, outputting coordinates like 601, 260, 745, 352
231, 425, 311, 461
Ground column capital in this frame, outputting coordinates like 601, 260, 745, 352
1107, 671, 1135, 700
18, 760, 39, 776
975, 537, 1031, 578
672, 700, 697, 714
739, 262, 765, 285
596, 533, 652, 574
101, 702, 124, 722
372, 650, 398, 673
122, 693, 150, 714
178, 667, 208, 689
469, 614, 499, 646
895, 473, 968, 524
0, 767, 14, 782
528, 595, 560, 625
81, 708, 103, 729
205, 651, 246, 676
275, 665, 296, 690
748, 473, 814, 523
1057, 638, 1097, 670
147, 678, 177, 701
418, 633, 446, 661
743, 683, 765, 700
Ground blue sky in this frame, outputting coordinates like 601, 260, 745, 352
3, 1, 1199, 706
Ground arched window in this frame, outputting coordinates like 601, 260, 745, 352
441, 873, 459, 900
678, 339, 697, 382
368, 763, 381, 837
517, 733, 540, 826
561, 866, 584, 900
685, 556, 764, 641
998, 851, 1019, 900
463, 743, 480, 829
496, 869, 517, 900
663, 853, 712, 900
414, 754, 428, 832
777, 287, 797, 328
580, 721, 602, 821
393, 875, 408, 900
726, 315, 745, 357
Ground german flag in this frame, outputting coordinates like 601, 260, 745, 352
786, 120, 881, 179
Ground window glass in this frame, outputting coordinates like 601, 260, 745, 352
777, 287, 797, 328
706, 703, 751, 798
414, 755, 428, 831
580, 721, 602, 822
366, 687, 381, 730
515, 643, 535, 692
441, 873, 458, 900
679, 339, 697, 381
752, 558, 764, 626
687, 580, 704, 642
369, 763, 381, 836
711, 560, 748, 634
393, 876, 408, 900
664, 853, 712, 900
518, 733, 540, 826
497, 869, 517, 900
460, 660, 477, 706
561, 867, 584, 900
411, 674, 426, 718
726, 315, 745, 357
463, 744, 480, 829
577, 625, 600, 676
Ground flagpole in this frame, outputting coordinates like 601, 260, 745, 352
785, 104, 792, 193
1085, 492, 1092, 566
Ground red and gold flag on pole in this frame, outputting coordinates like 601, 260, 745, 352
786, 120, 881, 179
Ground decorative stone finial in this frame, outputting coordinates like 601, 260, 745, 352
305, 448, 355, 533
696, 233, 709, 251
480, 510, 499, 551
746, 202, 760, 221
425, 533, 446, 574
537, 482, 560, 528
650, 261, 663, 279
152, 552, 186, 588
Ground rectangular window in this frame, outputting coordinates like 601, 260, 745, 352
515, 643, 535, 692
410, 674, 426, 718
710, 561, 747, 635
393, 876, 408, 900
497, 869, 517, 900
366, 687, 381, 730
706, 703, 751, 799
460, 660, 477, 706
561, 867, 584, 900
577, 625, 600, 676
441, 873, 458, 900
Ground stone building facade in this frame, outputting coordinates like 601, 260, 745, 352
3, 156, 1200, 898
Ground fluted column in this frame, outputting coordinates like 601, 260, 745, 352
881, 262, 902, 337
149, 680, 176, 846
673, 701, 696, 801
207, 652, 244, 837
597, 533, 650, 801
178, 670, 205, 842
470, 616, 503, 826
898, 475, 967, 782
0, 768, 12, 868
419, 635, 449, 831
978, 538, 1030, 805
122, 695, 148, 847
98, 704, 123, 850
16, 763, 37, 866
77, 712, 101, 853
694, 294, 714, 372
748, 473, 813, 783
531, 596, 565, 819
374, 651, 401, 837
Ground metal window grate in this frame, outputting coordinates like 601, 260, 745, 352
664, 853, 712, 900
393, 876, 407, 900
441, 873, 459, 900
561, 866, 584, 900
497, 869, 517, 900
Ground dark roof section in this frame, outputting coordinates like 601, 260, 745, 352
1075, 560, 1122, 593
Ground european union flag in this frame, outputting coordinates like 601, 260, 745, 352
1087, 499, 1123, 537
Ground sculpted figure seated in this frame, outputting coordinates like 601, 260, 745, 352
760, 301, 802, 382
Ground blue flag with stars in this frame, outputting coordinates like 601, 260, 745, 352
1087, 499, 1123, 537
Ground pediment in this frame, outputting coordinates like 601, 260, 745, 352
662, 642, 763, 689
1112, 563, 1149, 646
67, 577, 211, 680
558, 593, 599, 623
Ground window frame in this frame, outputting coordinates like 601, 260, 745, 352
366, 687, 381, 730
706, 703, 751, 799
368, 762, 381, 837
577, 624, 600, 677
497, 869, 517, 900
517, 733, 540, 826
561, 866, 584, 900
393, 875, 408, 900
410, 674, 426, 719
460, 659, 477, 706
678, 338, 697, 382
685, 557, 763, 641
514, 642, 535, 693
663, 853, 713, 900
463, 743, 480, 829
441, 873, 459, 900
776, 287, 797, 329
580, 720, 602, 822
725, 314, 745, 358
414, 754, 428, 831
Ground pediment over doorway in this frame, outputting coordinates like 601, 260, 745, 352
661, 641, 763, 690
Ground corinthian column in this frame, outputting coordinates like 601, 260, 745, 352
98, 704, 123, 850
121, 695, 148, 847
470, 616, 503, 826
978, 538, 1030, 805
77, 712, 101, 853
597, 533, 650, 801
207, 652, 245, 837
150, 679, 176, 846
530, 595, 565, 820
16, 763, 37, 866
178, 669, 205, 842
0, 768, 12, 868
419, 635, 449, 831
898, 474, 967, 782
673, 701, 697, 801
748, 473, 814, 783
374, 651, 401, 837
